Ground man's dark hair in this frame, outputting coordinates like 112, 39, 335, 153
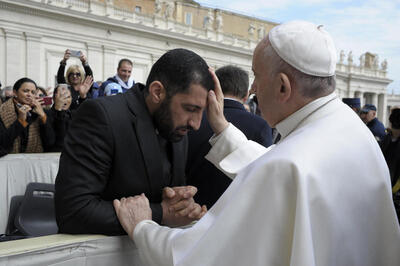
215, 65, 249, 99
13, 77, 37, 91
117, 58, 133, 70
145, 48, 213, 98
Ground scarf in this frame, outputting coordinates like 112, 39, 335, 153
0, 98, 43, 153
115, 75, 135, 90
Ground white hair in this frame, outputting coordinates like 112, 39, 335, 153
261, 38, 336, 98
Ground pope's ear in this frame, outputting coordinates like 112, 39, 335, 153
148, 81, 166, 104
277, 73, 292, 103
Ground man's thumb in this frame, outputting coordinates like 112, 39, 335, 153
113, 199, 121, 210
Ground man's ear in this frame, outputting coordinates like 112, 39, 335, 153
148, 81, 166, 104
277, 73, 292, 103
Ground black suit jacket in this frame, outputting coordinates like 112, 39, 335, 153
186, 99, 272, 208
55, 83, 187, 235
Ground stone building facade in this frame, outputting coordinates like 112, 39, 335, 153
0, 0, 397, 125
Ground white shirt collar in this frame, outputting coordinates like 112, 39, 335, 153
275, 92, 337, 140
224, 97, 242, 103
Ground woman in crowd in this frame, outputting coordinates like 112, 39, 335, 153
57, 49, 93, 110
380, 108, 400, 222
48, 76, 93, 152
0, 78, 55, 157
47, 84, 72, 152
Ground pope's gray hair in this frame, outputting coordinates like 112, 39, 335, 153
262, 39, 336, 98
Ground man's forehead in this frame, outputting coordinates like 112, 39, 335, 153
173, 84, 208, 104
120, 62, 132, 69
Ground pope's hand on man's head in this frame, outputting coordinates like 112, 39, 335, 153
207, 68, 229, 135
113, 194, 152, 240
161, 186, 207, 227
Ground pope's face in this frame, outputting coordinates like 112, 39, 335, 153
251, 42, 281, 127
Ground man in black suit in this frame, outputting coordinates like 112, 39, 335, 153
55, 49, 212, 235
186, 65, 273, 208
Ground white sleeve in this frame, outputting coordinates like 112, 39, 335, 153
133, 220, 183, 266
205, 123, 272, 178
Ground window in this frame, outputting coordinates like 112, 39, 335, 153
185, 12, 192, 25
135, 6, 142, 13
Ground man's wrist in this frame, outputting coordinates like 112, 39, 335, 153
213, 120, 229, 136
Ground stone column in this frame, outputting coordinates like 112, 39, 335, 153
103, 46, 116, 81
25, 32, 42, 85
86, 43, 103, 81
5, 30, 23, 86
354, 91, 364, 106
378, 93, 387, 125
372, 93, 378, 109
0, 29, 5, 85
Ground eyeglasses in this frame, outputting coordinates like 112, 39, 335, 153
69, 72, 81, 77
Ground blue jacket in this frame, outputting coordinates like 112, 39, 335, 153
367, 117, 386, 141
98, 76, 135, 97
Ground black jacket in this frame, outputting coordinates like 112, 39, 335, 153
186, 99, 272, 208
55, 83, 188, 235
46, 107, 72, 152
380, 133, 400, 186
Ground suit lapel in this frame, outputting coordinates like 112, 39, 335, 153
124, 85, 166, 197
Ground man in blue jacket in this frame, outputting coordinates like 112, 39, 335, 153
360, 104, 386, 141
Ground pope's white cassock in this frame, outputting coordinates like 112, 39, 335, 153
133, 92, 400, 266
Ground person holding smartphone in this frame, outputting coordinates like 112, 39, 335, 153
57, 49, 94, 110
0, 77, 55, 157
47, 84, 73, 152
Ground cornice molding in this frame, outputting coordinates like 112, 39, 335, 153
0, 0, 253, 57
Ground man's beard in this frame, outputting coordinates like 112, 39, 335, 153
153, 97, 193, 142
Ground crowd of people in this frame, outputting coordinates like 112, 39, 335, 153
0, 49, 135, 156
0, 20, 399, 265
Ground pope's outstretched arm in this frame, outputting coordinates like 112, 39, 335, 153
205, 69, 270, 178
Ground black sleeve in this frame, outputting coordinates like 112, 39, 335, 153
83, 64, 94, 99
57, 63, 67, 84
55, 99, 125, 235
150, 203, 163, 224
83, 64, 93, 77
0, 119, 25, 152
39, 110, 56, 152
48, 108, 71, 152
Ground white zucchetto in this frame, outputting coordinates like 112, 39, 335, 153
268, 20, 337, 77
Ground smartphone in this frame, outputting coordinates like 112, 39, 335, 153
70, 50, 81, 57
42, 96, 53, 105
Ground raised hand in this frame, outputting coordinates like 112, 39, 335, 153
79, 52, 87, 65
54, 87, 72, 111
62, 49, 71, 63
16, 103, 32, 122
77, 75, 93, 99
207, 68, 229, 135
31, 97, 46, 119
